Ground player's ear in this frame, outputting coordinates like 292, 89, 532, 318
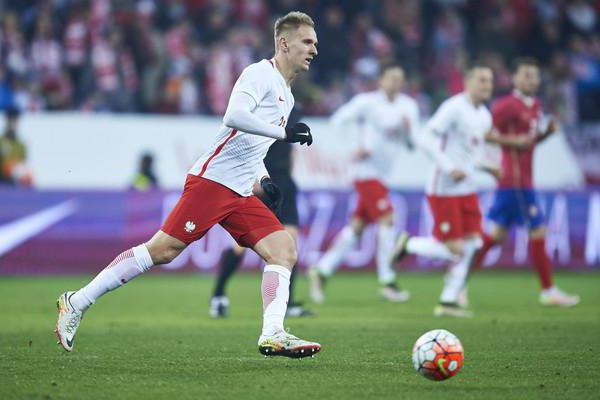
280, 36, 289, 53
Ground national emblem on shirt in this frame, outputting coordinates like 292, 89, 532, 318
184, 221, 196, 233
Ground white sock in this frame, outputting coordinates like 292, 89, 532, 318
316, 226, 358, 276
406, 236, 458, 262
376, 224, 396, 284
70, 244, 154, 311
439, 237, 482, 304
261, 264, 291, 336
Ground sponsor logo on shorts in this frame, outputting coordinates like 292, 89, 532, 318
184, 221, 196, 233
440, 222, 451, 233
377, 198, 390, 211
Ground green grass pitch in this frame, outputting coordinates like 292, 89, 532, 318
1, 270, 599, 400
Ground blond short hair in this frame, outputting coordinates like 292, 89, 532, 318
274, 11, 315, 39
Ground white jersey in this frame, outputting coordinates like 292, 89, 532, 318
331, 90, 419, 181
189, 59, 294, 196
423, 92, 492, 196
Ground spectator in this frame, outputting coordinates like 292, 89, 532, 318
0, 107, 32, 186
130, 152, 158, 191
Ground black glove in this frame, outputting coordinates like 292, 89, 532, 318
285, 122, 313, 146
260, 177, 283, 216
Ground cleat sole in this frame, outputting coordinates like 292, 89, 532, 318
258, 344, 321, 359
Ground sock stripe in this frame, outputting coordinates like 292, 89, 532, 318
261, 272, 279, 310
107, 249, 134, 269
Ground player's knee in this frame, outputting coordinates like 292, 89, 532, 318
445, 241, 464, 256
276, 244, 297, 267
530, 226, 546, 239
264, 241, 297, 267
148, 245, 182, 265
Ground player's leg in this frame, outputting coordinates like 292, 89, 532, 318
376, 212, 411, 302
529, 225, 580, 307
392, 234, 460, 263
56, 175, 229, 351
252, 230, 321, 357
210, 244, 245, 318
435, 194, 483, 317
221, 197, 320, 358
308, 216, 365, 303
283, 224, 314, 317
392, 195, 464, 264
56, 230, 187, 351
472, 189, 514, 270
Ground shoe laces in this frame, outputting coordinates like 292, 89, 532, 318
65, 312, 82, 335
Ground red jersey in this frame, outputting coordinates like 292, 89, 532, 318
492, 91, 543, 188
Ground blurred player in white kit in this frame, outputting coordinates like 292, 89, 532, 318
392, 64, 499, 317
309, 66, 420, 304
55, 11, 322, 358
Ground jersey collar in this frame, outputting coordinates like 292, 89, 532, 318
513, 89, 535, 107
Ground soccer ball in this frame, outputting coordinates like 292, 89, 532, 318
412, 329, 464, 381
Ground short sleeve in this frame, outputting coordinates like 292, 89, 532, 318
426, 99, 455, 135
231, 63, 271, 107
330, 93, 371, 126
491, 99, 514, 134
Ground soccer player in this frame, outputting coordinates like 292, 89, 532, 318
308, 66, 419, 304
474, 58, 579, 307
392, 64, 498, 317
55, 11, 322, 358
210, 107, 313, 318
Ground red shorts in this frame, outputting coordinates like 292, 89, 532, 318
161, 175, 284, 247
352, 179, 394, 224
427, 193, 482, 241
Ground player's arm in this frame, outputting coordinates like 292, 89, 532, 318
487, 100, 534, 149
535, 116, 558, 143
484, 129, 534, 149
417, 102, 465, 181
330, 95, 368, 128
223, 91, 286, 140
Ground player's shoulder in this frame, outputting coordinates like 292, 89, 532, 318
353, 91, 378, 102
241, 59, 274, 76
395, 93, 419, 107
492, 93, 517, 110
438, 92, 465, 111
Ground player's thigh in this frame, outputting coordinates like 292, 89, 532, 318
461, 194, 483, 237
220, 195, 286, 249
487, 189, 516, 229
161, 175, 236, 244
252, 229, 297, 268
427, 195, 464, 241
522, 189, 545, 231
353, 179, 393, 225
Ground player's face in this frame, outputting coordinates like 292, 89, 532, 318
514, 65, 540, 96
379, 69, 405, 96
285, 25, 318, 72
467, 68, 494, 103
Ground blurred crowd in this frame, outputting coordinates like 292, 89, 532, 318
0, 0, 599, 123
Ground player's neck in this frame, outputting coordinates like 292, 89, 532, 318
465, 91, 483, 107
273, 55, 296, 86
513, 89, 535, 106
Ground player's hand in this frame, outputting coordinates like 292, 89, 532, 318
260, 177, 283, 216
353, 148, 371, 160
285, 122, 313, 146
450, 169, 467, 182
513, 135, 535, 149
486, 167, 501, 180
545, 117, 559, 136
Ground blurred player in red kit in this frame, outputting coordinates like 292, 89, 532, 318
476, 58, 579, 307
